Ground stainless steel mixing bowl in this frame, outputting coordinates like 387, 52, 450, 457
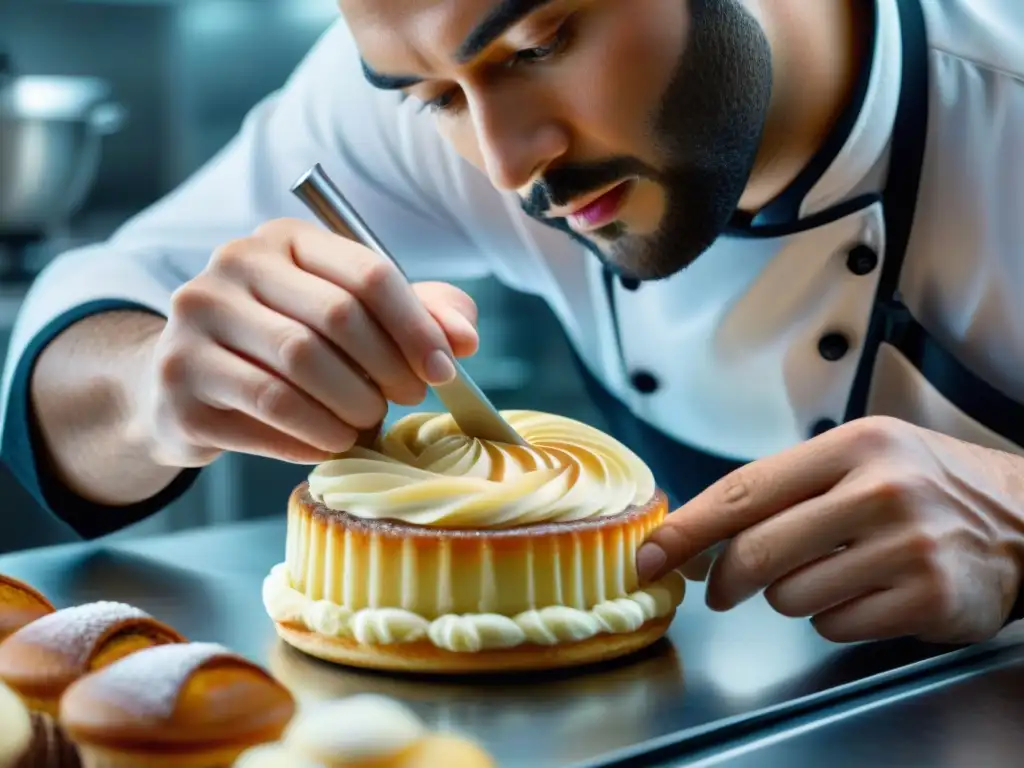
0, 73, 126, 233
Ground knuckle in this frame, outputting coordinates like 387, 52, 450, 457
870, 468, 930, 508
169, 281, 215, 319
904, 529, 942, 568
155, 346, 191, 389
717, 468, 756, 515
843, 415, 905, 454
251, 377, 293, 418
322, 295, 356, 338
210, 238, 255, 275
353, 258, 396, 295
276, 327, 319, 372
729, 532, 773, 579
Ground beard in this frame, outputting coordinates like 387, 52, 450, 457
520, 0, 773, 281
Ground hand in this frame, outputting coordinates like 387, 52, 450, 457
131, 218, 479, 467
636, 416, 1024, 644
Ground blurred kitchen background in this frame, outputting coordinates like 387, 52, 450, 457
0, 0, 606, 552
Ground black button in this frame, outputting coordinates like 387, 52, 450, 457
630, 370, 659, 394
818, 332, 850, 361
620, 276, 641, 291
846, 245, 878, 276
810, 418, 838, 437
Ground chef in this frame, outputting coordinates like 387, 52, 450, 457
4, 0, 1024, 647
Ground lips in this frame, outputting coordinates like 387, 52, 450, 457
567, 180, 634, 232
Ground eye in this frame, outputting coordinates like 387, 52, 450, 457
417, 15, 577, 116
418, 88, 465, 116
508, 17, 575, 68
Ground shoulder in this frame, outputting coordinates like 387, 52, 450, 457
922, 0, 1024, 80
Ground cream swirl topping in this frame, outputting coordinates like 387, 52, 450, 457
307, 410, 655, 528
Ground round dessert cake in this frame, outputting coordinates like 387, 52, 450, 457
263, 410, 685, 673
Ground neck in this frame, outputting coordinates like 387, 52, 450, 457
738, 0, 872, 212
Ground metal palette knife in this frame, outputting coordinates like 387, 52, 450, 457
291, 162, 528, 447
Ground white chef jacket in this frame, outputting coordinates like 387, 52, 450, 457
4, 0, 1024, 538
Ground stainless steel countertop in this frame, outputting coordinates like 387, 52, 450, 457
0, 518, 1021, 768
649, 644, 1024, 768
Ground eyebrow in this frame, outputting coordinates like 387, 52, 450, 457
359, 0, 558, 90
361, 59, 422, 90
456, 0, 558, 62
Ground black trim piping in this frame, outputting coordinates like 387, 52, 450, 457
728, 0, 880, 235
844, 0, 930, 423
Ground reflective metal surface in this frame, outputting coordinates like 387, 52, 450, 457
0, 75, 126, 231
652, 647, 1024, 767
0, 518, 1021, 768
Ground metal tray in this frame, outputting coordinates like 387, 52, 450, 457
1, 519, 1019, 768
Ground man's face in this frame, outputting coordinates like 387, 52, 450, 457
343, 0, 773, 280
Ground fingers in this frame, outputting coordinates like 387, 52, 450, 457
189, 340, 357, 455
636, 427, 858, 584
157, 219, 485, 469
414, 281, 480, 358
809, 586, 920, 643
175, 403, 336, 465
183, 285, 387, 431
759, 534, 910, 619
240, 253, 427, 406
252, 221, 458, 386
704, 477, 887, 610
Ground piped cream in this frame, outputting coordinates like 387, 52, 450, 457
307, 410, 656, 528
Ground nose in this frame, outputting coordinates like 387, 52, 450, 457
468, 89, 570, 192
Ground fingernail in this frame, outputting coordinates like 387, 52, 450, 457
423, 349, 457, 385
636, 542, 668, 584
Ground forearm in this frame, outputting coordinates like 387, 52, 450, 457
29, 310, 179, 507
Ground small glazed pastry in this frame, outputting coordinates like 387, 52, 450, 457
0, 573, 56, 642
266, 410, 685, 673
0, 680, 31, 768
233, 694, 495, 768
0, 601, 185, 767
60, 642, 296, 768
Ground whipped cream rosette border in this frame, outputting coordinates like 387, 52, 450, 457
263, 563, 685, 653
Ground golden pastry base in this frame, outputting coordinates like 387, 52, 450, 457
272, 613, 674, 674
287, 483, 669, 618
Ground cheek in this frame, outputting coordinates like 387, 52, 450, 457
563, 0, 686, 161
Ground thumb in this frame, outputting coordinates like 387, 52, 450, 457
412, 281, 479, 358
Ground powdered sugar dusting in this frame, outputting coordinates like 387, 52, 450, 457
88, 642, 234, 720
15, 601, 150, 668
